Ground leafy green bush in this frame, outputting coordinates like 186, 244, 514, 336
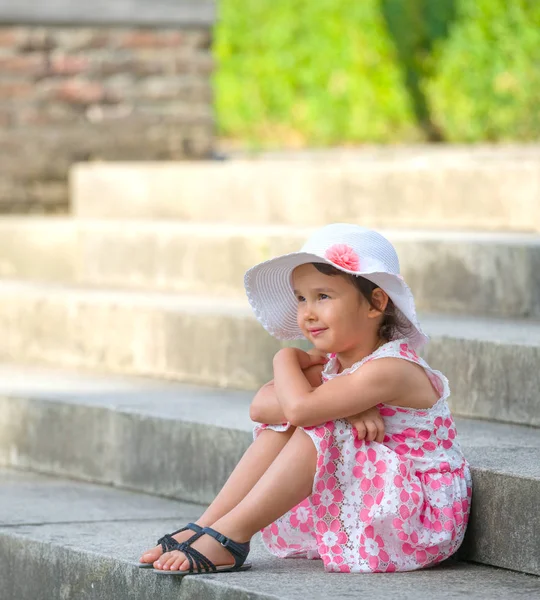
214, 0, 418, 146
214, 0, 540, 145
427, 0, 540, 141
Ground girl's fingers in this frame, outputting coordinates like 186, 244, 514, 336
306, 350, 329, 365
355, 423, 366, 439
375, 419, 385, 443
350, 418, 385, 443
365, 421, 377, 441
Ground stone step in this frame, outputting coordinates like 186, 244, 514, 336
2, 217, 540, 319
0, 281, 538, 426
71, 155, 540, 231
0, 365, 539, 576
0, 280, 279, 390
2, 469, 539, 600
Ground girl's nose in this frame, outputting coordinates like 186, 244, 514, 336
302, 302, 317, 321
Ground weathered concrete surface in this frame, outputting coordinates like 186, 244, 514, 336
2, 219, 540, 318
1, 469, 539, 600
422, 314, 540, 427
0, 468, 202, 526
0, 280, 281, 389
457, 447, 540, 575
0, 364, 539, 574
0, 364, 254, 503
0, 218, 77, 281
392, 231, 540, 319
71, 158, 540, 231
224, 144, 540, 162
0, 282, 538, 427
0, 394, 253, 505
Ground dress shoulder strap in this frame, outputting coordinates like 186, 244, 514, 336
347, 339, 451, 401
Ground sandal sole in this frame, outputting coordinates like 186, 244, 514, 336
152, 562, 252, 576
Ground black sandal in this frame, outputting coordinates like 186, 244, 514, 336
139, 522, 203, 568
153, 526, 252, 576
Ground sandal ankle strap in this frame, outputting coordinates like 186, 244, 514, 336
170, 522, 202, 537
200, 526, 250, 568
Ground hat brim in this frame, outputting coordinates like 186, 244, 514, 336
244, 252, 429, 349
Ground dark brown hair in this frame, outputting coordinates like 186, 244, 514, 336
312, 263, 411, 342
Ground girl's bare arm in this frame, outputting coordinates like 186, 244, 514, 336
249, 363, 324, 424
249, 381, 286, 425
273, 349, 420, 427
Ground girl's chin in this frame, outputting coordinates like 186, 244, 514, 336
311, 340, 333, 352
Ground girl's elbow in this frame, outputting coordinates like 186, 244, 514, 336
249, 402, 263, 423
250, 383, 272, 422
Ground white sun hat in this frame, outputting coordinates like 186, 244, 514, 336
244, 223, 428, 349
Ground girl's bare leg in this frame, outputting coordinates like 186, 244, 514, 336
140, 426, 296, 564
157, 427, 317, 571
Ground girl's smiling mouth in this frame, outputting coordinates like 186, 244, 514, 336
308, 328, 328, 337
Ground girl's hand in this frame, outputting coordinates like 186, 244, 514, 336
304, 348, 329, 370
347, 406, 385, 443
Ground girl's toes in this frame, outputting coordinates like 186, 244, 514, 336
140, 548, 160, 563
179, 559, 191, 572
153, 557, 164, 570
170, 554, 185, 571
154, 551, 171, 569
163, 552, 181, 570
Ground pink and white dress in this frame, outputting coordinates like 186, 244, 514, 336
253, 338, 472, 573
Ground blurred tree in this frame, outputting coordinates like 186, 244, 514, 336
214, 0, 540, 145
427, 0, 540, 141
381, 0, 457, 140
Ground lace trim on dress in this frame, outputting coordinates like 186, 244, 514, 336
322, 338, 450, 413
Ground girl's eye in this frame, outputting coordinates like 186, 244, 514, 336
297, 295, 306, 302
319, 293, 329, 300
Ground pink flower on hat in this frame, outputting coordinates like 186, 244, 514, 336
325, 244, 360, 271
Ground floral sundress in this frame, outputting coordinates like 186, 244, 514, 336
253, 338, 472, 573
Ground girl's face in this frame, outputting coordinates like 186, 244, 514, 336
292, 263, 378, 354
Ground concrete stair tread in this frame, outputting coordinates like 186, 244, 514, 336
0, 362, 540, 442
0, 279, 539, 426
0, 278, 253, 313
0, 361, 255, 431
0, 359, 539, 473
4, 215, 540, 241
421, 312, 540, 345
224, 144, 540, 162
1, 468, 539, 600
2, 277, 540, 340
70, 158, 540, 232
0, 278, 539, 428
3, 218, 540, 320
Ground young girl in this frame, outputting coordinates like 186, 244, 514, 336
139, 223, 472, 575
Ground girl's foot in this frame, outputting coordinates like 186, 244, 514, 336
139, 524, 203, 565
155, 529, 250, 572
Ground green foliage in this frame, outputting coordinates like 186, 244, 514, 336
214, 0, 417, 145
380, 0, 457, 139
427, 0, 540, 141
214, 0, 540, 145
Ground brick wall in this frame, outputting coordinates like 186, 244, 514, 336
0, 22, 214, 213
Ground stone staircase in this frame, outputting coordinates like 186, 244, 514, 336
0, 148, 539, 599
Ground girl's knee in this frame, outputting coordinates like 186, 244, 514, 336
292, 428, 318, 459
